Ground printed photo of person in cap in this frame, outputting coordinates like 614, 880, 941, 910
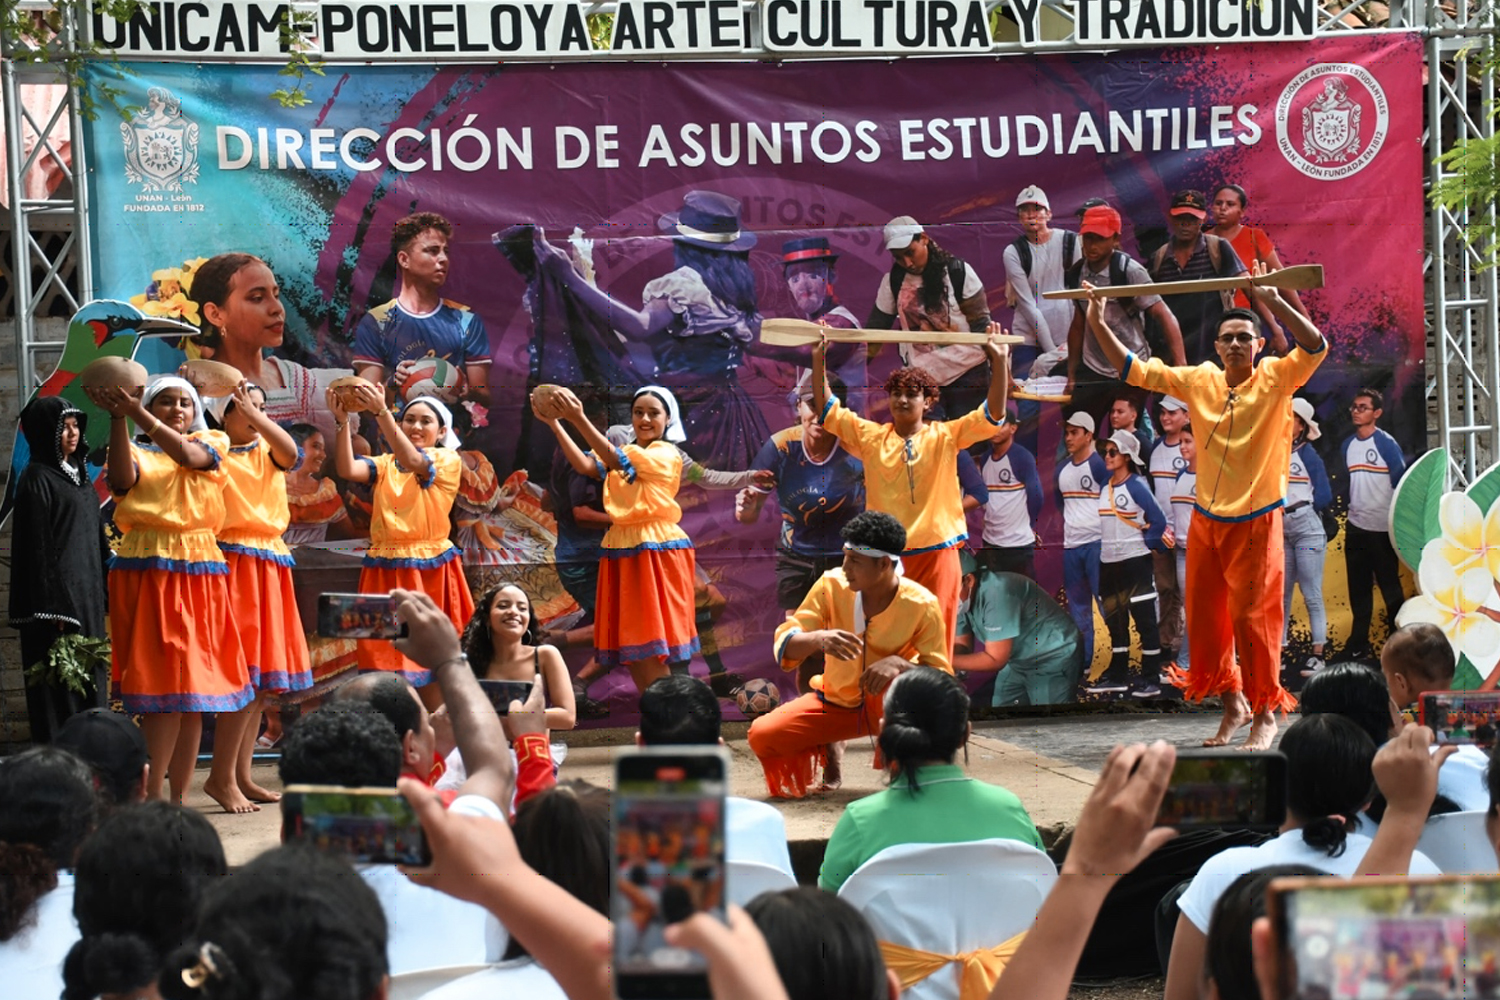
777, 236, 868, 413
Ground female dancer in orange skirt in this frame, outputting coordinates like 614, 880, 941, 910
541, 384, 699, 692
207, 380, 313, 802
86, 376, 254, 810
328, 383, 473, 703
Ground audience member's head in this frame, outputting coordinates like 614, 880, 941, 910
1202, 865, 1329, 1000
1380, 623, 1456, 708
332, 672, 436, 779
279, 702, 402, 788
506, 781, 611, 961
62, 802, 226, 1000
53, 709, 150, 809
1298, 661, 1400, 747
746, 888, 896, 1000
637, 675, 723, 746
0, 746, 100, 942
1281, 713, 1376, 858
160, 844, 386, 1000
877, 666, 970, 794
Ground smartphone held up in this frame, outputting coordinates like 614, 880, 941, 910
1156, 749, 1288, 830
317, 592, 406, 640
281, 784, 431, 867
613, 747, 728, 1000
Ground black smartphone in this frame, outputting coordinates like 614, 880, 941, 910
281, 784, 432, 866
613, 747, 729, 1000
1420, 690, 1500, 748
1269, 874, 1500, 1000
478, 678, 534, 716
1157, 749, 1288, 829
317, 592, 406, 639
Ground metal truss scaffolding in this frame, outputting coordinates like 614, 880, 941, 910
3, 0, 1497, 478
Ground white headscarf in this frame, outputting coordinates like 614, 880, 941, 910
404, 396, 461, 449
140, 376, 208, 439
633, 385, 687, 444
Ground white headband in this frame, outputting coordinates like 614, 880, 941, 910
635, 385, 687, 444
404, 396, 461, 449
844, 542, 905, 633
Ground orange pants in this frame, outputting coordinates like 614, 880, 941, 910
902, 547, 961, 662
747, 691, 884, 799
1183, 509, 1296, 715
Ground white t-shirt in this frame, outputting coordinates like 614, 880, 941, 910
416, 956, 568, 1000
1002, 232, 1078, 352
1177, 829, 1442, 932
360, 795, 509, 975
1436, 744, 1491, 813
0, 872, 76, 1000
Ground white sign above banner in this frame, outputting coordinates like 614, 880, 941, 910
82, 0, 1321, 60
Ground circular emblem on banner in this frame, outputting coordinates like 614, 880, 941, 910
1276, 63, 1388, 180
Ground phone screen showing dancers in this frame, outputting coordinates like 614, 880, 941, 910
317, 593, 406, 639
1157, 749, 1288, 829
478, 679, 534, 715
1270, 875, 1500, 1000
612, 747, 728, 1000
281, 784, 432, 866
1420, 691, 1500, 748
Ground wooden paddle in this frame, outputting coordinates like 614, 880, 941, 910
761, 318, 1022, 347
1042, 263, 1323, 301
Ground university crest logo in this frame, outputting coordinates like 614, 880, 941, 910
120, 87, 200, 192
1275, 64, 1388, 180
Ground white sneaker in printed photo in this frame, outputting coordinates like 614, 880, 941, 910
1299, 655, 1327, 678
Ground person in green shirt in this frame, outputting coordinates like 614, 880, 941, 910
819, 666, 1043, 892
954, 551, 1085, 707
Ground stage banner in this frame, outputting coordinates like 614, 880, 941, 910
81, 32, 1424, 719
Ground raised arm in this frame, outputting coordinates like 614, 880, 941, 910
984, 325, 1011, 420
86, 385, 214, 472
1084, 286, 1132, 374
538, 389, 615, 477
234, 380, 299, 469
1244, 261, 1324, 354
88, 387, 141, 493
325, 387, 372, 484
812, 335, 831, 416
537, 240, 673, 341
392, 588, 515, 809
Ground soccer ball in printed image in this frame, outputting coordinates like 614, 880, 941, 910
399, 357, 465, 405
735, 678, 782, 719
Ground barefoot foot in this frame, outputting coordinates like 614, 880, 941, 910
1239, 711, 1278, 751
820, 742, 846, 791
1203, 692, 1252, 747
203, 777, 260, 814
240, 781, 282, 804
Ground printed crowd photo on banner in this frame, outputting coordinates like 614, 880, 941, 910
72, 33, 1426, 721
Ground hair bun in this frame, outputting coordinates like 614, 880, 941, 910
63, 932, 159, 1000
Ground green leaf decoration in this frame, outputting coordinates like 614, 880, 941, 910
1390, 448, 1447, 571
1453, 654, 1486, 692
25, 634, 111, 697
1466, 458, 1500, 517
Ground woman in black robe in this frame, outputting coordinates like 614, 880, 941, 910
9, 396, 108, 742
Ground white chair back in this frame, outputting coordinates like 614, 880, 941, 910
1416, 810, 1499, 874
837, 839, 1057, 1000
726, 858, 799, 907
388, 964, 490, 1000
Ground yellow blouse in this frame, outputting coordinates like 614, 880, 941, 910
598, 441, 691, 554
113, 430, 230, 569
823, 398, 1001, 554
363, 448, 461, 563
220, 438, 294, 559
773, 570, 951, 709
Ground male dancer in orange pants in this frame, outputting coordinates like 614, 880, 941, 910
747, 511, 951, 798
1083, 264, 1326, 749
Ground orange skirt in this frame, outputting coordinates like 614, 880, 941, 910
355, 554, 475, 686
109, 565, 253, 714
595, 545, 700, 666
224, 548, 314, 695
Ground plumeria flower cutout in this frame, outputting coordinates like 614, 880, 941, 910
1397, 537, 1500, 675
1432, 492, 1500, 578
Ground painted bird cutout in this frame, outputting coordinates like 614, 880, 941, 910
1, 299, 199, 525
